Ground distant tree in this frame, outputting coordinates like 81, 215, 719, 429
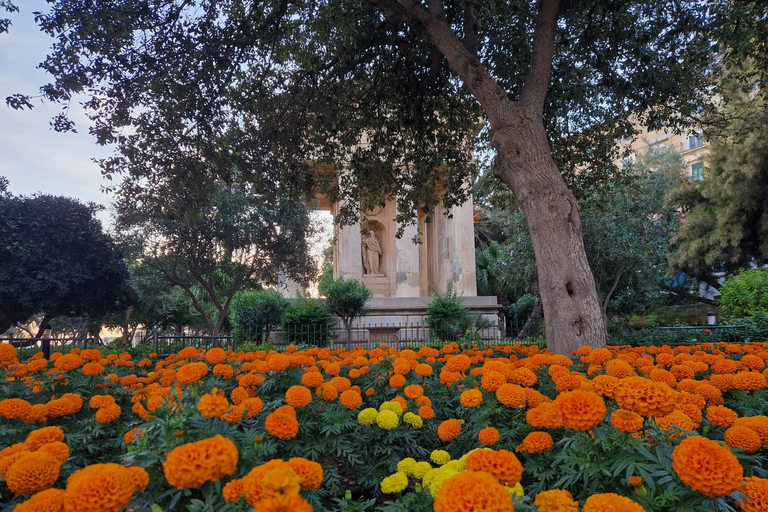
669, 93, 768, 285
319, 277, 372, 349
229, 290, 289, 343
718, 269, 768, 319
0, 193, 131, 349
120, 184, 316, 337
0, 1, 17, 35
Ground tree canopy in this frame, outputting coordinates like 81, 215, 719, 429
0, 192, 131, 336
10, 0, 762, 353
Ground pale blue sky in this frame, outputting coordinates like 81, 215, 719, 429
0, 0, 115, 223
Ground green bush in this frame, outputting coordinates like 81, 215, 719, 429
319, 276, 372, 348
229, 290, 289, 343
719, 269, 768, 318
426, 284, 492, 341
282, 297, 335, 346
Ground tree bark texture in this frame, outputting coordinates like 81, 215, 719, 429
382, 0, 606, 354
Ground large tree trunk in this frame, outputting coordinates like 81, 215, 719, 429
493, 121, 605, 353
378, 0, 606, 354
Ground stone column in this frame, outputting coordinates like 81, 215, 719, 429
333, 203, 363, 281
395, 221, 421, 297
434, 197, 477, 296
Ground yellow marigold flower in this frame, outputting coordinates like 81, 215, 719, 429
379, 401, 403, 416
285, 386, 313, 409
724, 426, 762, 453
403, 412, 423, 429
0, 398, 32, 419
95, 404, 122, 424
534, 489, 579, 512
582, 493, 646, 512
358, 408, 378, 426
422, 466, 459, 497
376, 410, 399, 430
197, 389, 230, 418
262, 465, 302, 495
13, 488, 67, 512
381, 472, 409, 494
430, 450, 451, 466
738, 476, 768, 512
287, 457, 323, 490
397, 458, 417, 475
25, 427, 64, 451
265, 405, 300, 440
517, 431, 553, 454
479, 427, 500, 446
412, 461, 432, 479
505, 481, 524, 498
672, 435, 742, 497
437, 419, 461, 442
5, 452, 61, 496
163, 435, 238, 489
465, 449, 523, 487
460, 388, 483, 408
434, 471, 512, 512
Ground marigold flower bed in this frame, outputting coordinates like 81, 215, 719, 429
1, 341, 768, 511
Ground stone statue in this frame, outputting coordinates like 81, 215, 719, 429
362, 232, 383, 276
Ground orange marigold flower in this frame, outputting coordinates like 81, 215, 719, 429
445, 354, 471, 373
163, 435, 239, 489
460, 388, 483, 408
404, 384, 424, 400
213, 363, 234, 379
694, 383, 723, 406
5, 452, 61, 496
0, 450, 30, 478
205, 347, 227, 365
481, 370, 506, 392
614, 377, 676, 417
339, 390, 362, 409
517, 431, 553, 454
25, 427, 65, 451
733, 416, 768, 445
127, 466, 149, 491
611, 409, 644, 433
178, 346, 199, 359
95, 404, 122, 424
553, 390, 606, 431
389, 374, 406, 388
65, 463, 139, 512
287, 457, 324, 490
526, 402, 563, 429
478, 427, 500, 446
582, 493, 645, 512
605, 359, 635, 379
533, 489, 579, 512
265, 405, 300, 440
53, 354, 82, 372
437, 419, 462, 442
22, 404, 48, 424
434, 471, 512, 512
301, 371, 324, 388
176, 362, 209, 385
13, 487, 66, 512
0, 398, 32, 419
223, 478, 245, 502
734, 371, 767, 391
724, 426, 762, 453
242, 459, 287, 506
198, 389, 230, 418
243, 397, 265, 419
231, 386, 249, 405
268, 354, 291, 372
329, 376, 351, 393
415, 363, 433, 377
738, 476, 768, 512
672, 436, 742, 497
89, 395, 116, 410
285, 386, 313, 409
255, 493, 313, 512
706, 405, 738, 429
509, 367, 538, 387
0, 342, 19, 362
316, 383, 338, 401
418, 406, 435, 420
124, 428, 144, 445
465, 449, 523, 487
36, 442, 69, 466
495, 383, 526, 408
81, 362, 103, 377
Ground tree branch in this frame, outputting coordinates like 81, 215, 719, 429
661, 283, 717, 306
519, 0, 560, 112
602, 261, 626, 319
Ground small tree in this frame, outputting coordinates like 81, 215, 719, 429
282, 298, 335, 347
319, 277, 372, 349
229, 290, 289, 343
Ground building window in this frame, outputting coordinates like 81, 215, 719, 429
691, 162, 704, 181
688, 133, 704, 150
